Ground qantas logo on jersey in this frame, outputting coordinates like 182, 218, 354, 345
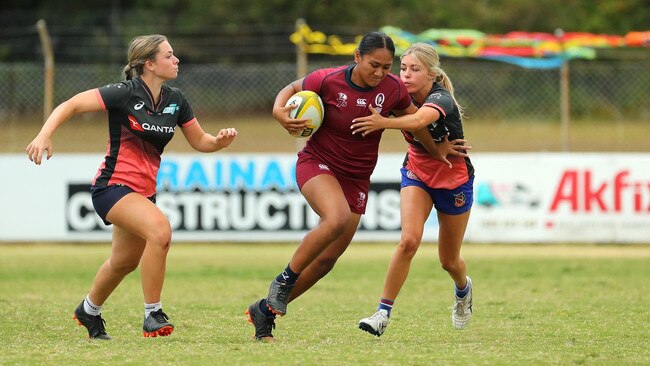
127, 115, 176, 134
128, 115, 144, 131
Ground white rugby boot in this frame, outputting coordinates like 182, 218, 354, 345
359, 309, 389, 337
452, 276, 473, 329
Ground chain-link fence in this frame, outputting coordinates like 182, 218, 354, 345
1, 59, 648, 151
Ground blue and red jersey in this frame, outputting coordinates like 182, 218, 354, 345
402, 83, 474, 189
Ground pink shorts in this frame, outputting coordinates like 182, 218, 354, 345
295, 152, 370, 214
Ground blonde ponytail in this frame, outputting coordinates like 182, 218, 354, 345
435, 68, 464, 117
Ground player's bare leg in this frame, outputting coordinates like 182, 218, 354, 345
438, 210, 472, 329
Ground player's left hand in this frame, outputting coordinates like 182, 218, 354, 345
214, 128, 238, 149
26, 133, 53, 165
440, 135, 472, 158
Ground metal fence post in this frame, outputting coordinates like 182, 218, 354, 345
295, 18, 308, 151
36, 19, 54, 122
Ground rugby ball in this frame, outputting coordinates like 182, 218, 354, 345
285, 90, 324, 138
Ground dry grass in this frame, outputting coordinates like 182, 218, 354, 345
5, 114, 649, 154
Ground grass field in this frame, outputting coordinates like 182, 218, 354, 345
1, 243, 648, 365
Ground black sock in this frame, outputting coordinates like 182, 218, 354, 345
259, 299, 275, 318
275, 263, 299, 285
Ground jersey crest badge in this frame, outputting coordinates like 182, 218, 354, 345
337, 92, 348, 107
454, 192, 466, 207
356, 192, 367, 208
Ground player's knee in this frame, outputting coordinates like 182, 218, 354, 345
146, 221, 172, 251
323, 210, 351, 238
397, 233, 421, 260
440, 257, 461, 273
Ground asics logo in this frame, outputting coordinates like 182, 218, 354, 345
134, 101, 145, 110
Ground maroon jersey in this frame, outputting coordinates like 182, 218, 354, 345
302, 65, 412, 180
402, 83, 474, 189
92, 77, 196, 196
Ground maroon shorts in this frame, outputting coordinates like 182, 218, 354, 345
295, 152, 370, 214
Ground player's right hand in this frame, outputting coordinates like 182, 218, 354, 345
26, 134, 53, 165
274, 103, 308, 135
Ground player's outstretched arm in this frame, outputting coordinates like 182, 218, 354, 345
181, 121, 238, 152
26, 89, 102, 165
351, 104, 434, 137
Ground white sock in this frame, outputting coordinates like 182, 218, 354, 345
145, 302, 162, 318
84, 294, 102, 316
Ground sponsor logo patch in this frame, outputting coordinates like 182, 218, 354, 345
128, 115, 144, 131
406, 169, 421, 181
162, 103, 179, 114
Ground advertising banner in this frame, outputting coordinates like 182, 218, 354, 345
1, 153, 648, 243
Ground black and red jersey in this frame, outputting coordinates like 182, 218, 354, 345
402, 83, 474, 189
302, 65, 412, 180
92, 77, 196, 196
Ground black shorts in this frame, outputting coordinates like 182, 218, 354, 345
90, 184, 156, 226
